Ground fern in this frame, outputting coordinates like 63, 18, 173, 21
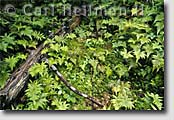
0, 34, 16, 52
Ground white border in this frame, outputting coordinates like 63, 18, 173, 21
0, 0, 173, 120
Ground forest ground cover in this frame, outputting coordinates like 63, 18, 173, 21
0, 0, 164, 110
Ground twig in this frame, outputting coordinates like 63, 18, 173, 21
44, 58, 104, 107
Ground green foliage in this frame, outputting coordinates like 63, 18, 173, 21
51, 99, 70, 110
0, 34, 16, 52
0, 0, 164, 110
111, 81, 135, 110
0, 61, 9, 87
135, 92, 163, 110
25, 81, 48, 110
29, 62, 48, 77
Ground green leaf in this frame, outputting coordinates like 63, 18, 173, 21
16, 40, 28, 49
57, 56, 66, 66
143, 44, 153, 58
89, 59, 98, 70
0, 34, 15, 52
61, 46, 69, 52
131, 8, 138, 16
154, 13, 164, 23
120, 48, 133, 59
20, 27, 33, 39
51, 99, 69, 110
26, 81, 43, 101
106, 66, 112, 78
16, 53, 27, 60
152, 54, 164, 71
155, 22, 164, 35
133, 50, 146, 63
115, 64, 128, 78
32, 18, 45, 28
32, 31, 45, 41
67, 33, 76, 39
104, 32, 112, 39
28, 41, 37, 48
79, 61, 87, 71
112, 41, 126, 48
50, 43, 61, 52
140, 37, 150, 45
29, 62, 47, 77
89, 59, 98, 75
5, 56, 19, 70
